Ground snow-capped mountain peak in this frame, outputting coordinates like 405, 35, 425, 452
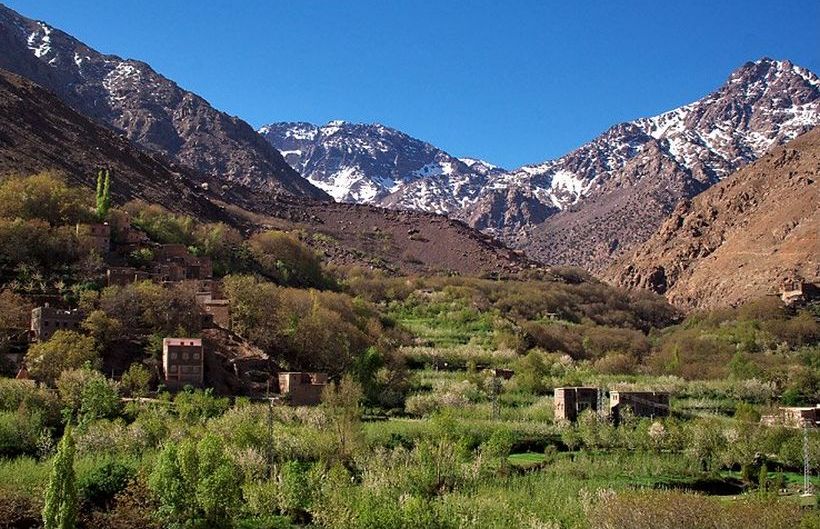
259, 120, 501, 210
260, 58, 818, 271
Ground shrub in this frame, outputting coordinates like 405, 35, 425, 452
0, 172, 92, 226
25, 331, 99, 384
149, 434, 243, 528
77, 459, 135, 508
587, 489, 802, 529
249, 230, 325, 288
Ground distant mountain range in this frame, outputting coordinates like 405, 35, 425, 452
0, 2, 817, 300
262, 59, 819, 271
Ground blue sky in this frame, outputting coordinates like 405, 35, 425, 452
5, 0, 820, 168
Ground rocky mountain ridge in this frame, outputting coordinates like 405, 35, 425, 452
262, 59, 820, 271
0, 3, 327, 199
608, 126, 819, 310
259, 120, 502, 211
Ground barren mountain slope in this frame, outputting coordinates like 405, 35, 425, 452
264, 59, 819, 272
608, 127, 819, 310
0, 68, 530, 276
0, 4, 326, 199
0, 68, 234, 222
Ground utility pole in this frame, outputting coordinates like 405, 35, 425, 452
487, 374, 501, 421
804, 425, 813, 496
266, 379, 274, 479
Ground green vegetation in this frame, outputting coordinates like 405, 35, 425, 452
94, 169, 111, 221
0, 173, 818, 527
42, 428, 78, 529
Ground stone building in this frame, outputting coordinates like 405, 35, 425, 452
203, 299, 230, 329
554, 387, 599, 422
780, 281, 819, 307
106, 266, 153, 287
761, 406, 819, 428
30, 304, 84, 342
278, 372, 328, 406
609, 391, 670, 422
76, 223, 111, 254
155, 244, 212, 280
162, 337, 204, 389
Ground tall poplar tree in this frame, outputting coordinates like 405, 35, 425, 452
95, 169, 111, 220
42, 427, 78, 529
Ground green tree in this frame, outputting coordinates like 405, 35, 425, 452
95, 169, 111, 221
42, 427, 78, 529
321, 375, 364, 462
81, 310, 123, 347
0, 172, 92, 226
120, 363, 151, 398
26, 331, 98, 384
56, 367, 120, 425
248, 230, 325, 288
149, 434, 242, 528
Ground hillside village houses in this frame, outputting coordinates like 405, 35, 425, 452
30, 304, 84, 342
554, 386, 672, 423
16, 215, 334, 405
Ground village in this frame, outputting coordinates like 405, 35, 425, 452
11, 209, 820, 429
5, 213, 332, 407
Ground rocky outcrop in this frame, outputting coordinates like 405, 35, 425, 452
608, 127, 819, 310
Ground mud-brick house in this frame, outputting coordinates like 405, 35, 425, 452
609, 391, 670, 423
30, 304, 84, 342
780, 281, 820, 307
761, 406, 819, 428
162, 338, 204, 389
554, 387, 599, 422
76, 223, 111, 255
278, 372, 328, 406
155, 244, 213, 281
203, 299, 230, 329
106, 266, 153, 287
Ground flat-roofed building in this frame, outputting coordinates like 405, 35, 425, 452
278, 372, 328, 406
554, 387, 599, 422
106, 267, 153, 287
30, 304, 84, 342
761, 406, 819, 428
162, 338, 204, 389
76, 223, 111, 255
203, 299, 230, 329
609, 391, 670, 422
154, 244, 213, 281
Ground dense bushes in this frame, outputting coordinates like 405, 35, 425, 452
0, 172, 92, 226
224, 275, 401, 376
587, 489, 803, 529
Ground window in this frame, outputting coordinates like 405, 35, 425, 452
193, 352, 200, 360
182, 352, 189, 360
169, 352, 177, 360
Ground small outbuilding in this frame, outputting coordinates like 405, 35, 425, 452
609, 391, 670, 423
278, 372, 328, 406
554, 387, 600, 422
